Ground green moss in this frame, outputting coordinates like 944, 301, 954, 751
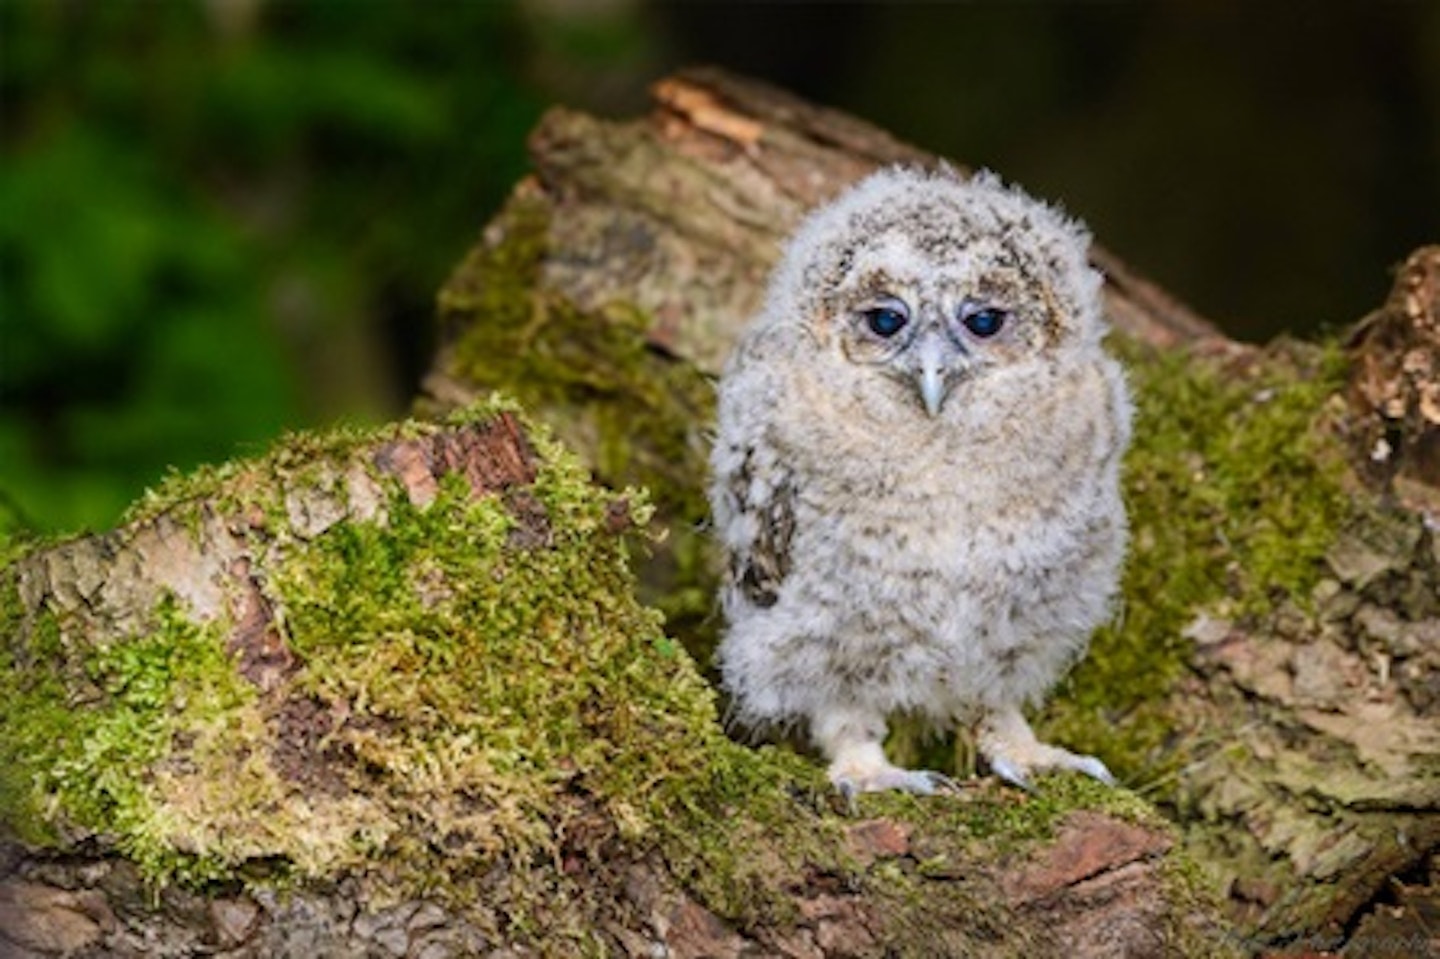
0, 591, 257, 885
1041, 337, 1351, 788
244, 411, 839, 927
0, 402, 841, 939
0, 527, 34, 570
436, 194, 719, 648
873, 774, 1158, 853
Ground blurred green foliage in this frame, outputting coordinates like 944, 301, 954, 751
1, 0, 541, 535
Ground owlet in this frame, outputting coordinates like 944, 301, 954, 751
709, 166, 1132, 795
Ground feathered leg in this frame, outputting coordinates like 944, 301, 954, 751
813, 708, 957, 797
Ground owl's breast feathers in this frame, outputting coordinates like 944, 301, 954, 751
715, 354, 1126, 621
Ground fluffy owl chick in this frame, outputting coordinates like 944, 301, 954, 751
709, 166, 1132, 795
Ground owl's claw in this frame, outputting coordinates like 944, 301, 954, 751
986, 756, 1036, 793
821, 724, 965, 802
1071, 754, 1117, 786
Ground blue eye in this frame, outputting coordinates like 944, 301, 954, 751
962, 306, 1007, 338
864, 307, 908, 338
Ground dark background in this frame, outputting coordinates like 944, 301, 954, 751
3, 0, 1436, 535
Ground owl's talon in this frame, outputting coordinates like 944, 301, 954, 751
987, 757, 1036, 793
987, 750, 1116, 790
921, 770, 965, 794
1072, 754, 1117, 786
1026, 748, 1117, 786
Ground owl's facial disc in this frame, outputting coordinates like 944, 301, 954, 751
844, 296, 974, 417
841, 281, 1018, 417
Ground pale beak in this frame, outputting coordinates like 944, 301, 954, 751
916, 332, 951, 418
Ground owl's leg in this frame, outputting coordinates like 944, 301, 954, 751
977, 706, 1116, 791
812, 709, 957, 797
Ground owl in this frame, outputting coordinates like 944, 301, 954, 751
709, 166, 1132, 795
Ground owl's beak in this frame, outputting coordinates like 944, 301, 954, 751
915, 332, 954, 418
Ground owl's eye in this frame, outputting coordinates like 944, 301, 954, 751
863, 305, 909, 338
961, 305, 1008, 338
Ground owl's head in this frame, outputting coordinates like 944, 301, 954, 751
768, 166, 1105, 417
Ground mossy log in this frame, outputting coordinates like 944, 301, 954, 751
2, 405, 1226, 957
423, 68, 1439, 953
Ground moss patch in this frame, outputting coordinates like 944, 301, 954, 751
435, 193, 719, 651
0, 592, 258, 886
0, 404, 835, 939
1041, 337, 1352, 789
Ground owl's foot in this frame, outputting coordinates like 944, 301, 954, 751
815, 715, 961, 799
978, 707, 1116, 792
830, 763, 960, 799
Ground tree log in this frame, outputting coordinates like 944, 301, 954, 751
2, 405, 1226, 958
423, 68, 1440, 953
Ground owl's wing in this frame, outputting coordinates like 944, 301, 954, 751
712, 322, 802, 611
711, 434, 796, 611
